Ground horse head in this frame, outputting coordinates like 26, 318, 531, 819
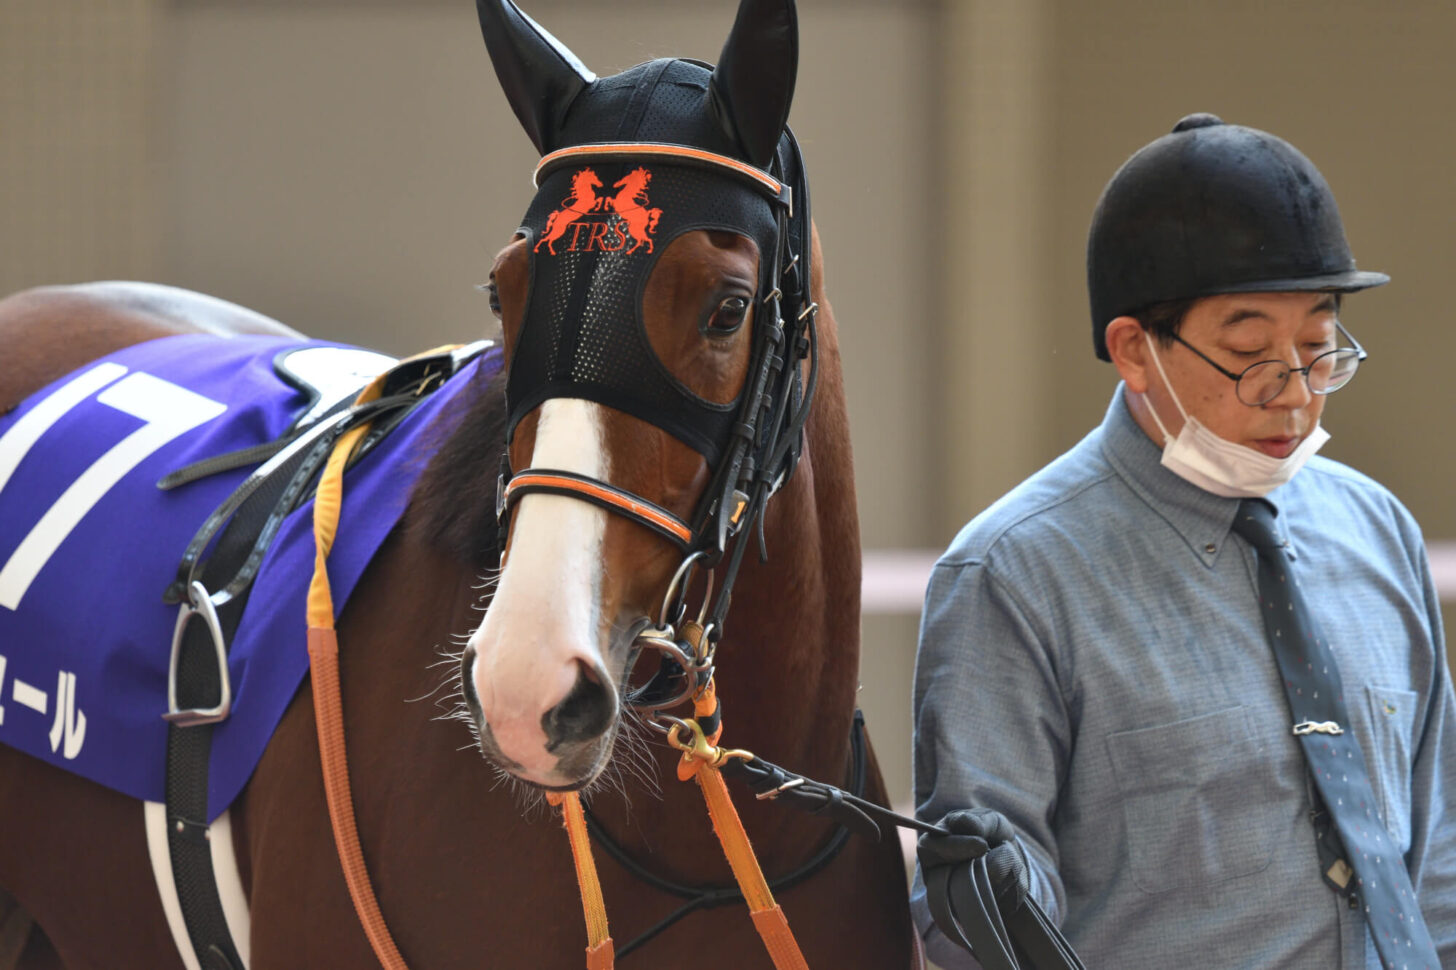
463, 0, 808, 789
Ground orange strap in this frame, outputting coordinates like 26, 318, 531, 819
503, 471, 694, 546
546, 791, 616, 969
674, 684, 809, 970
692, 764, 808, 969
306, 369, 409, 970
534, 142, 785, 197
307, 627, 408, 969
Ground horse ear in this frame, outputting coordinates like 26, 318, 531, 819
476, 0, 596, 155
709, 0, 799, 169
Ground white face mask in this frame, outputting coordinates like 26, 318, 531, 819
1142, 338, 1329, 498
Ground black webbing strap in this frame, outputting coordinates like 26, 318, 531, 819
164, 663, 244, 970
163, 421, 343, 969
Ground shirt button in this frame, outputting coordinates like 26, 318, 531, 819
1204, 543, 1217, 554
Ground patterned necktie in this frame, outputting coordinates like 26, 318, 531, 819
1233, 499, 1438, 969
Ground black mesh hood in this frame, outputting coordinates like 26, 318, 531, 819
557, 58, 743, 158
505, 58, 784, 461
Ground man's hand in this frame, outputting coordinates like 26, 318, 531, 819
918, 808, 1031, 913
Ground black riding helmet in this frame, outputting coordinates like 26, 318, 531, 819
1087, 113, 1389, 361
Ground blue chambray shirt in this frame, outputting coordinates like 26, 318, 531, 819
912, 385, 1456, 969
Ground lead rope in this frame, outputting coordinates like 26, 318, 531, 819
545, 791, 616, 969
665, 627, 809, 970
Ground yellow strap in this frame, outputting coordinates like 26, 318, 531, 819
546, 791, 615, 968
306, 422, 373, 628
695, 766, 808, 969
672, 691, 809, 970
305, 363, 389, 627
306, 364, 409, 969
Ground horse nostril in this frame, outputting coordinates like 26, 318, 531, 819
541, 661, 616, 750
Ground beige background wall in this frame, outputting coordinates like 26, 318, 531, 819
4, 0, 1453, 887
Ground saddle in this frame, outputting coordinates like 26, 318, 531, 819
157, 338, 496, 970
0, 334, 499, 815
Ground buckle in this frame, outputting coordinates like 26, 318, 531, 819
163, 581, 232, 727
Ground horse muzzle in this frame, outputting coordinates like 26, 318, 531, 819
459, 643, 619, 788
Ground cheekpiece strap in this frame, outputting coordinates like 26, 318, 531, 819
502, 468, 694, 549
534, 142, 792, 211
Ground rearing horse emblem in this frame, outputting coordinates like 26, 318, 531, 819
534, 167, 605, 254
535, 166, 662, 255
608, 167, 663, 254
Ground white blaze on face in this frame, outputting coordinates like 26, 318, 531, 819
468, 399, 610, 780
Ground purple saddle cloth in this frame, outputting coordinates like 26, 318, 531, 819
0, 333, 501, 819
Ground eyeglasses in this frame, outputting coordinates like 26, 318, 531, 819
1170, 321, 1367, 407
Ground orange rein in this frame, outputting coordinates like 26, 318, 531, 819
545, 790, 616, 969
306, 365, 809, 970
667, 672, 810, 970
306, 371, 411, 969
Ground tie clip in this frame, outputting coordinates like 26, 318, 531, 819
1293, 720, 1343, 736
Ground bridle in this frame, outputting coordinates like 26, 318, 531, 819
294, 134, 1079, 970
495, 134, 819, 722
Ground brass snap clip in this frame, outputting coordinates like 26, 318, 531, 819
666, 717, 751, 770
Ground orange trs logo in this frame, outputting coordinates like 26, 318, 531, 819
535, 167, 663, 256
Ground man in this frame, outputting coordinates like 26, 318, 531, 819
912, 114, 1456, 969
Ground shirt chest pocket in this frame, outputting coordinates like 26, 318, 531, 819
1362, 684, 1418, 851
1106, 705, 1280, 895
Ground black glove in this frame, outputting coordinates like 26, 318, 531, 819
918, 807, 1031, 914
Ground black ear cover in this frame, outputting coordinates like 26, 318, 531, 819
476, 0, 595, 154
709, 0, 799, 168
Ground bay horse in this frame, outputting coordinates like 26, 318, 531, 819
0, 0, 916, 967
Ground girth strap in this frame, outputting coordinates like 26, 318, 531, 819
162, 411, 348, 970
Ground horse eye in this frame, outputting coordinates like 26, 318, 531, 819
706, 296, 749, 334
487, 281, 501, 318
